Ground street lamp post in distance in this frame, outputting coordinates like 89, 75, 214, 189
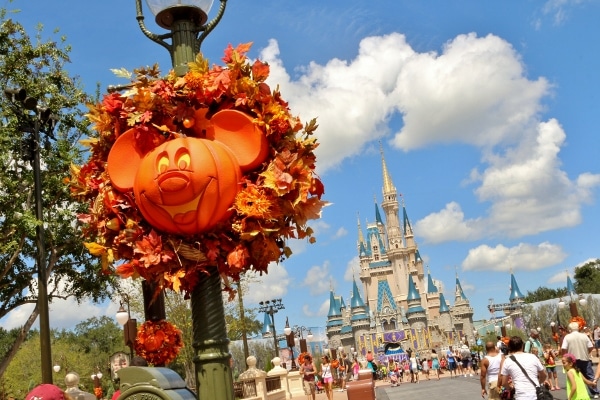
4, 87, 57, 383
116, 294, 137, 360
259, 299, 285, 358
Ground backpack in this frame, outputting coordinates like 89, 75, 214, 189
499, 342, 508, 355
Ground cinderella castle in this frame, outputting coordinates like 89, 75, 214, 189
325, 148, 475, 358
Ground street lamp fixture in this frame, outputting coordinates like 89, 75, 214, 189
558, 273, 587, 317
115, 294, 137, 359
4, 87, 58, 384
53, 355, 68, 374
259, 299, 285, 357
284, 319, 313, 370
92, 367, 103, 399
135, 0, 228, 76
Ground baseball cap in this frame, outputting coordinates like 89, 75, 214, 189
26, 384, 67, 400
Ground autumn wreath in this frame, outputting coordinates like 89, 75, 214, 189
135, 320, 183, 365
69, 43, 326, 294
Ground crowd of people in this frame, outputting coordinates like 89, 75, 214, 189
481, 322, 600, 400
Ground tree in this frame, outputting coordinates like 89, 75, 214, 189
523, 286, 567, 303
0, 10, 115, 377
1, 317, 125, 399
574, 259, 600, 294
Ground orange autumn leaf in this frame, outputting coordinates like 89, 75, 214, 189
252, 60, 270, 82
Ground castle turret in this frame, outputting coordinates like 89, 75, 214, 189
426, 268, 441, 319
451, 274, 474, 339
406, 275, 427, 330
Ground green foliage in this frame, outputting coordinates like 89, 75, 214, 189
523, 286, 567, 303
1, 317, 124, 398
574, 259, 600, 294
0, 8, 115, 377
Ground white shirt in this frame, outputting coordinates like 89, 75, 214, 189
501, 353, 544, 400
485, 353, 503, 384
561, 331, 592, 361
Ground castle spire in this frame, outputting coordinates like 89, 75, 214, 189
567, 271, 576, 296
402, 201, 414, 236
455, 273, 467, 301
375, 197, 383, 224
351, 278, 366, 308
357, 213, 365, 245
427, 268, 438, 293
509, 272, 524, 301
380, 141, 395, 194
439, 292, 450, 313
327, 289, 341, 317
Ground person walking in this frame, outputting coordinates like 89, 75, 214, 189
524, 329, 544, 359
480, 341, 503, 399
500, 336, 547, 400
593, 325, 600, 357
561, 321, 599, 398
299, 354, 316, 400
352, 358, 359, 381
422, 357, 430, 380
543, 343, 559, 390
320, 355, 334, 400
447, 346, 458, 378
562, 353, 596, 400
410, 354, 420, 383
431, 349, 441, 380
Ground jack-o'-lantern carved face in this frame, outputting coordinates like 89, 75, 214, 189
107, 109, 268, 235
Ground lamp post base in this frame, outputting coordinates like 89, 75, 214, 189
191, 267, 234, 400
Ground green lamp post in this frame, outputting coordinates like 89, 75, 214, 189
135, 0, 227, 76
133, 1, 232, 399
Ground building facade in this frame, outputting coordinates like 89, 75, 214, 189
326, 148, 475, 358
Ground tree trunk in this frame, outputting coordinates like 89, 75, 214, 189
0, 305, 39, 378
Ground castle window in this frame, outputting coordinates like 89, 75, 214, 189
374, 254, 379, 261
383, 318, 396, 331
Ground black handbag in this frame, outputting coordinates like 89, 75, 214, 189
509, 355, 553, 400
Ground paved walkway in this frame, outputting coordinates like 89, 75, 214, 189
314, 368, 577, 400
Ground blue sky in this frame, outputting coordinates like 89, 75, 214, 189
3, 0, 600, 340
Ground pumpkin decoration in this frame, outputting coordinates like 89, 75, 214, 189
70, 43, 327, 294
107, 110, 267, 235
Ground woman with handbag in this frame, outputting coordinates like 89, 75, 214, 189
499, 336, 547, 400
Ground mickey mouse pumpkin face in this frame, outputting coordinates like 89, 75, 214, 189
107, 109, 268, 235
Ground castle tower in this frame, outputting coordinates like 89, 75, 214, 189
451, 274, 474, 338
326, 289, 343, 344
438, 292, 453, 340
426, 268, 441, 319
406, 275, 427, 330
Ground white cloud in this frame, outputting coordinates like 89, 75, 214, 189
262, 33, 599, 249
391, 33, 549, 150
415, 202, 482, 244
333, 227, 348, 239
541, 0, 587, 25
344, 256, 360, 282
462, 242, 567, 272
416, 119, 600, 244
244, 263, 290, 304
301, 262, 334, 296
